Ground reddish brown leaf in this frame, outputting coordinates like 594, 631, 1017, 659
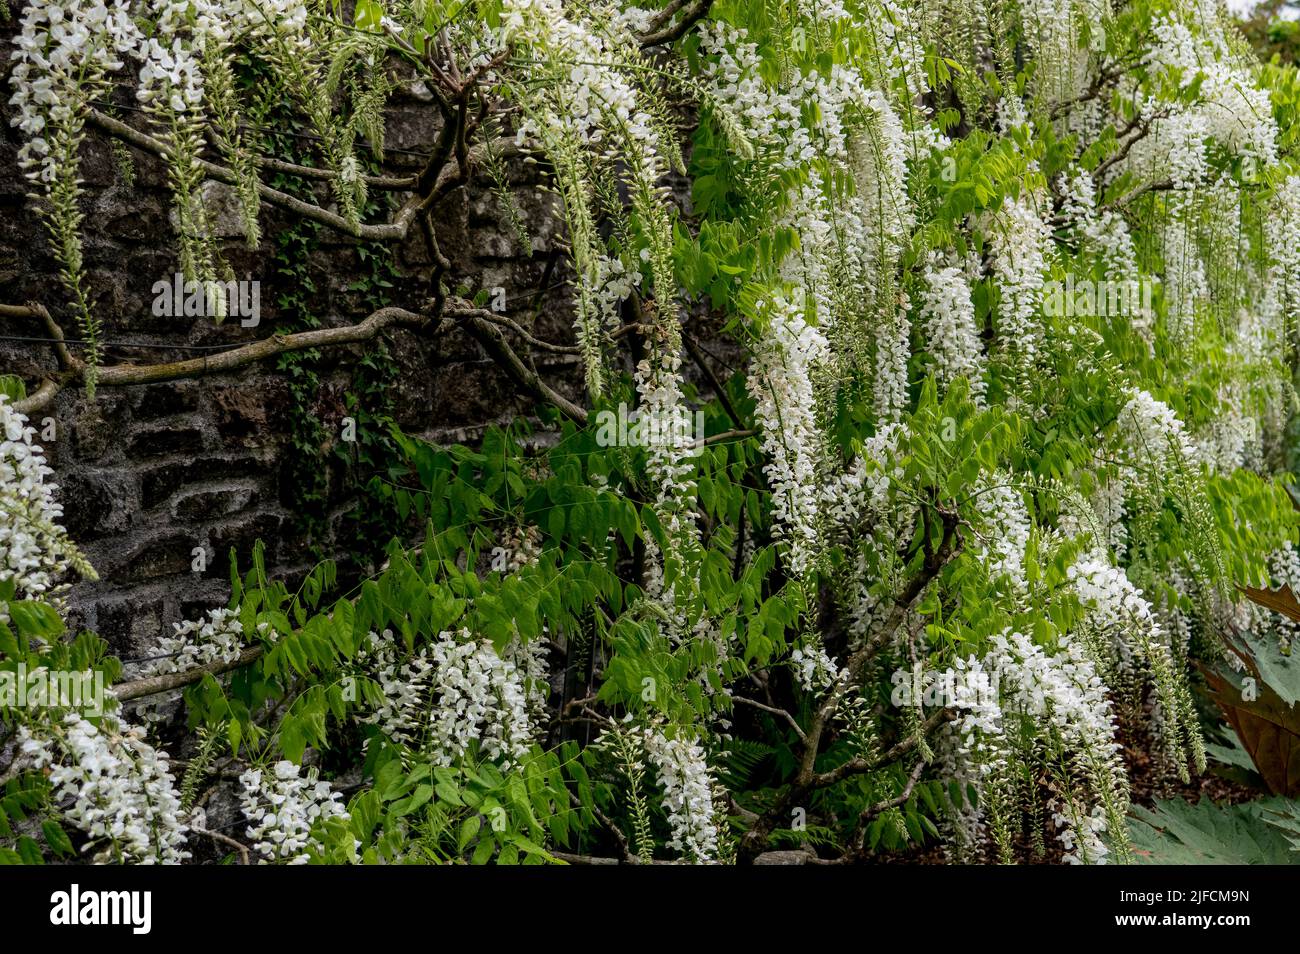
1238, 584, 1300, 624
1202, 663, 1300, 797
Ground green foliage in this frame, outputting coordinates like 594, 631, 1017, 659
14, 0, 1300, 867
1129, 797, 1300, 864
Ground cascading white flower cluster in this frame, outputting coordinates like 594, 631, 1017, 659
1109, 0, 1277, 225
710, 30, 923, 440
698, 23, 831, 171
1265, 174, 1300, 348
1196, 375, 1263, 474
700, 19, 919, 293
989, 193, 1052, 368
1066, 555, 1203, 772
1020, 0, 1096, 105
127, 607, 255, 719
1161, 217, 1208, 344
972, 481, 1032, 593
503, 0, 658, 153
862, 0, 931, 110
634, 353, 699, 520
136, 607, 248, 674
791, 640, 839, 692
1051, 801, 1110, 865
355, 627, 436, 749
873, 304, 912, 427
642, 725, 719, 863
823, 423, 907, 537
1068, 556, 1154, 668
238, 760, 349, 864
937, 629, 1127, 863
135, 0, 311, 112
823, 423, 917, 639
746, 295, 830, 577
8, 0, 311, 174
995, 630, 1123, 769
8, 0, 142, 182
1115, 387, 1200, 473
851, 87, 915, 266
917, 252, 986, 401
1096, 387, 1204, 568
137, 0, 220, 113
503, 0, 680, 400
0, 396, 91, 601
18, 711, 189, 863
778, 173, 839, 326
1145, 7, 1279, 171
633, 347, 706, 620
359, 628, 537, 768
500, 2, 705, 614
1058, 171, 1140, 288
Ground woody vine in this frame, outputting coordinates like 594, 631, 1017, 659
3, 0, 1300, 865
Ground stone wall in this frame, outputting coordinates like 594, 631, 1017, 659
0, 2, 589, 657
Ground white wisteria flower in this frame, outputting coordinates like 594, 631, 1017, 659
238, 760, 350, 864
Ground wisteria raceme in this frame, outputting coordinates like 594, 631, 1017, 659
134, 607, 249, 675
1068, 556, 1158, 673
1020, 0, 1092, 104
1196, 380, 1261, 473
355, 628, 538, 767
355, 628, 437, 749
1115, 387, 1200, 473
994, 631, 1126, 863
1146, 11, 1279, 169
993, 629, 1124, 761
825, 423, 916, 639
918, 252, 986, 401
0, 396, 92, 600
823, 423, 906, 535
642, 726, 719, 863
238, 760, 350, 864
698, 24, 803, 165
1058, 171, 1140, 288
503, 0, 682, 400
988, 193, 1051, 369
747, 295, 830, 577
1265, 174, 1300, 344
7, 0, 142, 181
1161, 213, 1208, 343
779, 172, 839, 326
126, 607, 258, 720
850, 87, 914, 266
873, 305, 912, 426
972, 481, 1032, 593
18, 711, 189, 863
494, 524, 544, 575
7, 1, 312, 179
863, 0, 931, 110
791, 640, 839, 693
634, 348, 703, 605
1066, 556, 1204, 774
931, 628, 1128, 864
425, 629, 536, 769
1052, 801, 1110, 865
